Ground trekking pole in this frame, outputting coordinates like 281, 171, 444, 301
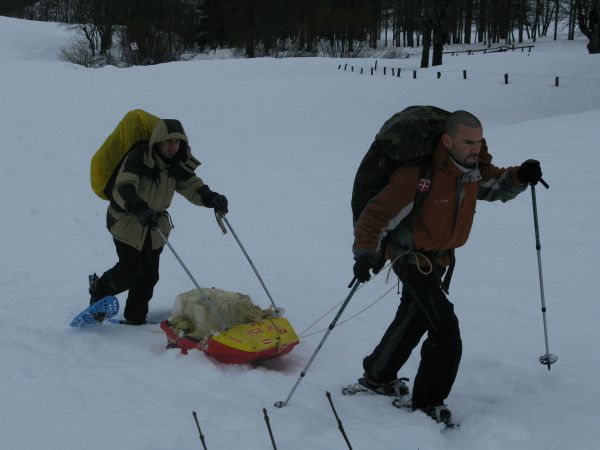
192, 411, 208, 450
325, 392, 353, 450
274, 280, 361, 408
156, 228, 227, 331
530, 180, 557, 370
217, 213, 280, 312
262, 408, 278, 450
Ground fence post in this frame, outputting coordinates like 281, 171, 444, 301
360, 67, 363, 74
463, 70, 467, 79
338, 64, 341, 70
351, 66, 353, 72
344, 63, 347, 71
555, 76, 559, 87
504, 73, 509, 84
384, 67, 387, 75
413, 70, 417, 79
370, 67, 373, 75
391, 68, 395, 76
374, 60, 378, 70
397, 68, 401, 77
437, 72, 441, 79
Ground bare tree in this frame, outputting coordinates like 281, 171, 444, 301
432, 0, 449, 66
577, 0, 600, 53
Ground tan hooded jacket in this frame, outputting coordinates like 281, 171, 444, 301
106, 119, 209, 250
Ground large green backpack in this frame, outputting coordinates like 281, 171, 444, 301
351, 105, 451, 223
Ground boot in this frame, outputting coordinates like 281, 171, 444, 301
88, 273, 105, 322
418, 403, 455, 427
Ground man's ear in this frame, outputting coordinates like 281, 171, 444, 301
441, 132, 452, 149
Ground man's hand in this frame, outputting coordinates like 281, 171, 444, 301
212, 194, 229, 214
199, 185, 229, 214
137, 209, 159, 228
517, 159, 543, 185
353, 253, 376, 283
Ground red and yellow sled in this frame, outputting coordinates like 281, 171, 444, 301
160, 316, 299, 364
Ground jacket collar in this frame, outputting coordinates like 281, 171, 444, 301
151, 148, 173, 170
433, 140, 482, 182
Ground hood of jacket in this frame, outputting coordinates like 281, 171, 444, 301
149, 119, 189, 150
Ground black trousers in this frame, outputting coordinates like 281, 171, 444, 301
363, 265, 462, 409
93, 234, 163, 323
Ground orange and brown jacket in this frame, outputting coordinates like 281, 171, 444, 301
353, 139, 526, 265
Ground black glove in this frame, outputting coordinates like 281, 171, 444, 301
517, 159, 542, 185
212, 194, 229, 214
137, 208, 159, 228
353, 253, 376, 283
199, 185, 228, 214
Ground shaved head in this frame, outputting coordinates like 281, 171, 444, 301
445, 110, 482, 136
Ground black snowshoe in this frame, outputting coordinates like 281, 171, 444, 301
343, 376, 410, 399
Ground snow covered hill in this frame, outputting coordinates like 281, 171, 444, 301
1, 16, 599, 449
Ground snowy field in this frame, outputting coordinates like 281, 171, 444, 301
1, 16, 600, 449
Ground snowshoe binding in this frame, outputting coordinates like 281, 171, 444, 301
343, 375, 410, 399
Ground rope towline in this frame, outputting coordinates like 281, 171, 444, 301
299, 250, 433, 339
300, 283, 398, 338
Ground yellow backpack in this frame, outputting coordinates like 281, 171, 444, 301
90, 109, 160, 199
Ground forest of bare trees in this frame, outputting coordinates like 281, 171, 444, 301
5, 0, 599, 66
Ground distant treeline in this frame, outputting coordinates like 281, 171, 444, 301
5, 0, 600, 65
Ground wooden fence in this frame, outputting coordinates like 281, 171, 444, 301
443, 44, 535, 56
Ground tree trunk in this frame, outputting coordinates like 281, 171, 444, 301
245, 0, 255, 58
432, 1, 448, 66
478, 0, 487, 43
464, 0, 473, 44
532, 0, 541, 41
568, 0, 576, 40
518, 0, 525, 43
553, 0, 559, 40
578, 0, 600, 53
421, 26, 432, 67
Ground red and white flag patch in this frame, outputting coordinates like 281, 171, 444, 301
417, 178, 431, 192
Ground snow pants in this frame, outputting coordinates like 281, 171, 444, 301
362, 264, 462, 409
92, 233, 163, 324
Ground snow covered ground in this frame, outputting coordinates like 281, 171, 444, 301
1, 15, 599, 449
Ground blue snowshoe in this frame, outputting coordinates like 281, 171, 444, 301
70, 296, 120, 327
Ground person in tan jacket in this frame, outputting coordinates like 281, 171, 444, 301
352, 110, 542, 424
89, 118, 228, 325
